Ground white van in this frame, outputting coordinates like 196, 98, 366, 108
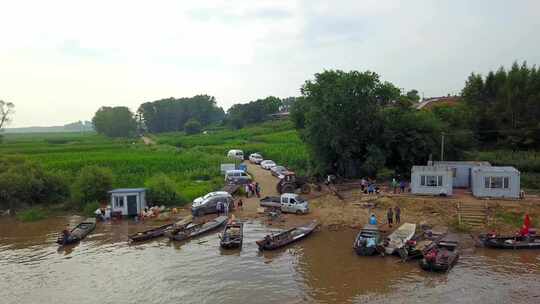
227, 149, 244, 161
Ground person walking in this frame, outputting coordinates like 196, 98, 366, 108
387, 207, 394, 228
255, 182, 261, 198
394, 205, 401, 224
237, 199, 243, 210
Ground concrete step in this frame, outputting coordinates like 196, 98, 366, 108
460, 214, 486, 218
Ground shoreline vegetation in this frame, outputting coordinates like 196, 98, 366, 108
2, 64, 540, 231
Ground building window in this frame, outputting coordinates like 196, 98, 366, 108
421, 175, 443, 187
114, 196, 124, 208
451, 168, 457, 178
484, 176, 509, 189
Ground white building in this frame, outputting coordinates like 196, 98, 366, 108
108, 188, 147, 216
410, 166, 453, 196
433, 161, 491, 188
471, 166, 520, 199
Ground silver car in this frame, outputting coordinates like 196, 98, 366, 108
191, 191, 233, 216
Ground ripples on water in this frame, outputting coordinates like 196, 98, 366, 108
1, 217, 539, 304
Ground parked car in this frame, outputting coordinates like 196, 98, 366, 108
260, 160, 277, 170
270, 166, 288, 178
227, 149, 244, 161
191, 191, 234, 216
225, 169, 252, 185
249, 153, 264, 164
259, 193, 309, 215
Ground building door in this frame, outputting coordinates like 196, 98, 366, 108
127, 195, 138, 216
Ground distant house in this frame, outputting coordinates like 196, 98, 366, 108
415, 96, 461, 110
108, 188, 147, 216
433, 161, 491, 188
471, 166, 520, 199
411, 166, 453, 196
269, 112, 290, 120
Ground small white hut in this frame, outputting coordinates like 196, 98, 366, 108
471, 166, 520, 199
411, 166, 453, 196
108, 188, 147, 216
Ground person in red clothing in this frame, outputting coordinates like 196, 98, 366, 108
519, 214, 532, 237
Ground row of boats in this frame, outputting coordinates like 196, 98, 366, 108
353, 223, 459, 272
57, 215, 319, 251
57, 215, 539, 272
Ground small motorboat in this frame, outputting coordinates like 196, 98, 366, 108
166, 216, 228, 241
256, 220, 318, 251
383, 223, 416, 257
57, 218, 96, 245
419, 235, 459, 272
478, 214, 540, 249
353, 224, 381, 256
219, 220, 244, 249
478, 234, 540, 249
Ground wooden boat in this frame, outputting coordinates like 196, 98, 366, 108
383, 223, 416, 256
419, 235, 459, 272
167, 216, 228, 241
219, 221, 244, 249
402, 227, 448, 260
129, 223, 174, 242
57, 218, 96, 245
353, 224, 381, 256
478, 234, 540, 249
256, 220, 318, 250
129, 215, 193, 243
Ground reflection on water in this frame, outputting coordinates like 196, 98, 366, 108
1, 216, 540, 304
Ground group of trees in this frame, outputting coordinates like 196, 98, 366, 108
225, 96, 282, 129
462, 61, 540, 148
291, 70, 450, 178
92, 95, 224, 137
0, 100, 15, 142
137, 95, 224, 134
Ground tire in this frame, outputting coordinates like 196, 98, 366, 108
296, 210, 302, 215
282, 184, 296, 194
300, 184, 311, 194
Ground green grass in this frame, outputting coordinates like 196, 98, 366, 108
16, 208, 48, 222
0, 121, 307, 207
494, 210, 535, 228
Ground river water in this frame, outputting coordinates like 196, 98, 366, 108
1, 216, 539, 304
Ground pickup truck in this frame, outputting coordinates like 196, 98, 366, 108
259, 193, 309, 215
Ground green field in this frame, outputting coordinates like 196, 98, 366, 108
0, 121, 308, 203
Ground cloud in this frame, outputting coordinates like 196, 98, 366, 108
0, 0, 539, 127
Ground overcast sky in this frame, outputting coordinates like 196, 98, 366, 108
1, 0, 539, 127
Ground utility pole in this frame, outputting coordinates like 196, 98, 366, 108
440, 132, 445, 161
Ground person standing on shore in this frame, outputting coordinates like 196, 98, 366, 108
216, 201, 223, 216
224, 201, 229, 216
245, 184, 250, 198
391, 178, 398, 194
395, 205, 401, 224
399, 180, 406, 193
387, 208, 394, 228
369, 214, 377, 225
255, 182, 261, 198
237, 199, 243, 210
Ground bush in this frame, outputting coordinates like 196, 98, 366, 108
83, 201, 100, 217
16, 208, 47, 222
184, 119, 202, 135
0, 156, 69, 210
72, 166, 114, 206
145, 173, 184, 206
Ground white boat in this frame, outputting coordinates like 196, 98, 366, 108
384, 223, 416, 255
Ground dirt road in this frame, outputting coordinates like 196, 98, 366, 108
235, 162, 279, 215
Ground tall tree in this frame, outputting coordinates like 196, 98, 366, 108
0, 100, 15, 131
226, 96, 282, 129
92, 106, 137, 137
